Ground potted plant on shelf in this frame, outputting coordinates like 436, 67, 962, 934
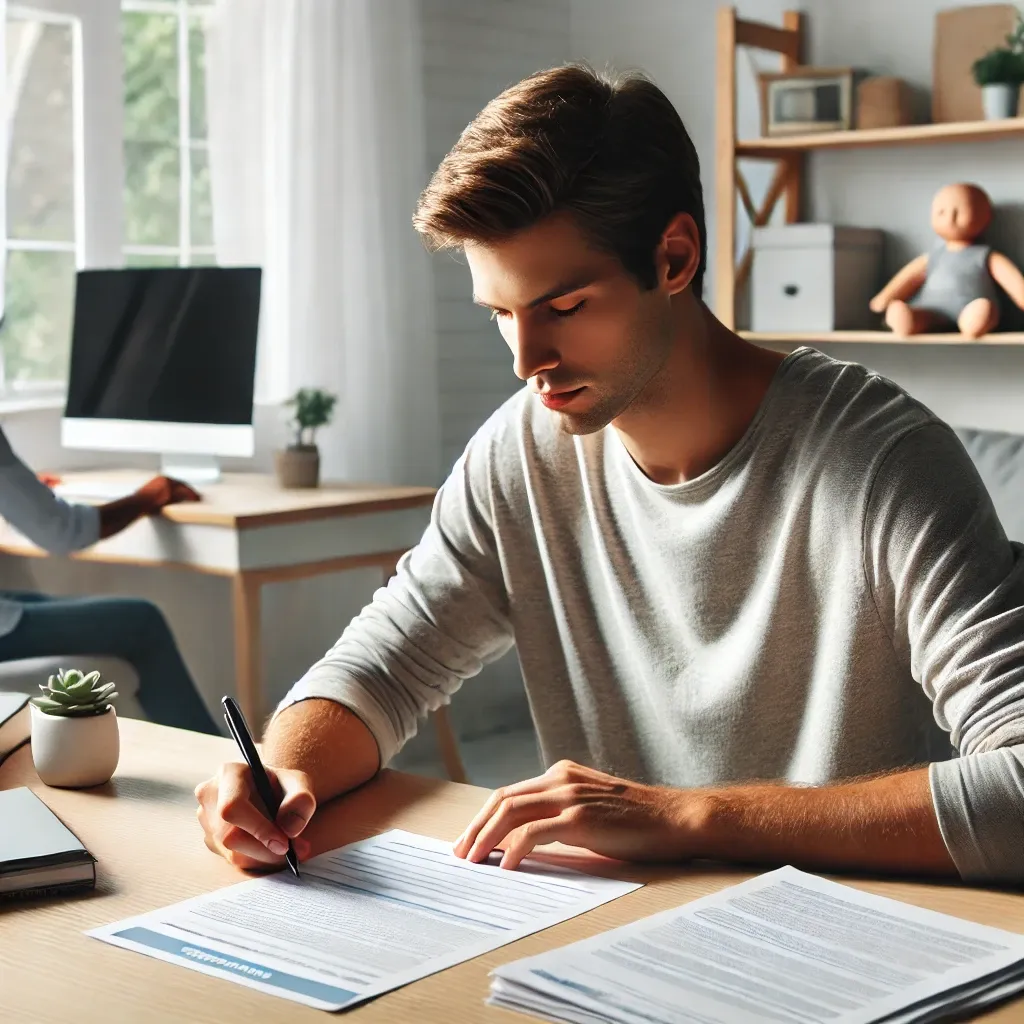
275, 387, 337, 489
972, 11, 1024, 120
30, 668, 120, 788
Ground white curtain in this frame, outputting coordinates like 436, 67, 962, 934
205, 0, 440, 487
0, 2, 7, 330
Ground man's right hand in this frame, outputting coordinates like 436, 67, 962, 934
195, 762, 316, 871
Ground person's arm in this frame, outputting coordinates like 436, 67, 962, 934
0, 427, 198, 553
97, 476, 200, 538
267, 427, 515, 764
449, 757, 952, 874
700, 422, 1024, 880
194, 698, 381, 871
196, 418, 516, 869
456, 422, 1024, 880
0, 428, 101, 554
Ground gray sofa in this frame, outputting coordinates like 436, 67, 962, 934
954, 427, 1024, 542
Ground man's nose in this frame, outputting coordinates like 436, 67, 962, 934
509, 320, 559, 382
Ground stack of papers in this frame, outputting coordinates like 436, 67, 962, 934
490, 864, 1024, 1024
89, 829, 641, 1011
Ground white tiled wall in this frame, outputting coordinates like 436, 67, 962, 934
420, 0, 571, 473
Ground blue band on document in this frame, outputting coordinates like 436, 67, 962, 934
114, 926, 358, 1005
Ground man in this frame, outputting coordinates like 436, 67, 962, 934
196, 65, 1024, 882
0, 427, 218, 734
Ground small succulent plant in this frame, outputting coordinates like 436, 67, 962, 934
31, 668, 118, 718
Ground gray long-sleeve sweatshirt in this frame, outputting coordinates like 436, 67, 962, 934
276, 347, 1024, 884
0, 428, 100, 635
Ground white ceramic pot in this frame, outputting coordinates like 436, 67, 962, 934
981, 83, 1020, 120
30, 703, 120, 788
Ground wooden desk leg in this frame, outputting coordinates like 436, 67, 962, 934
380, 556, 468, 784
433, 702, 469, 785
232, 572, 264, 736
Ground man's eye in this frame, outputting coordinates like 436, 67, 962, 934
489, 309, 511, 321
552, 300, 586, 319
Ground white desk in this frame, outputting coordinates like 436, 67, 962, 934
0, 472, 462, 762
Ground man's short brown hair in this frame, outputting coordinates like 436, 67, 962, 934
413, 63, 706, 299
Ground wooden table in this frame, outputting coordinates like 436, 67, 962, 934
3, 721, 1024, 1022
0, 471, 443, 745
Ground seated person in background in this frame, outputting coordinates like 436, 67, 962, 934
197, 66, 1024, 881
0, 426, 218, 735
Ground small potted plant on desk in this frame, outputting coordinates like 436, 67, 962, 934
30, 668, 120, 788
275, 387, 337, 489
973, 12, 1024, 120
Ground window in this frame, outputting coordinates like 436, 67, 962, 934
122, 0, 213, 268
2, 6, 83, 392
0, 0, 214, 398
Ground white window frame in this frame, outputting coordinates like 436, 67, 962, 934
121, 0, 214, 266
2, 4, 85, 399
0, 0, 123, 412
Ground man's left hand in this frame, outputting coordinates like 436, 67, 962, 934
452, 760, 702, 870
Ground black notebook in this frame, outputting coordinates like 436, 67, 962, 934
0, 691, 30, 764
0, 787, 96, 900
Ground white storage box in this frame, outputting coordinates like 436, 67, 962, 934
751, 224, 884, 332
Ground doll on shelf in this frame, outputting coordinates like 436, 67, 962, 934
869, 182, 1024, 339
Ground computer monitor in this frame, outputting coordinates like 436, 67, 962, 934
62, 266, 261, 484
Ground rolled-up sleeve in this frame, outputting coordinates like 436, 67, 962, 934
864, 421, 1024, 883
273, 419, 515, 765
0, 428, 99, 554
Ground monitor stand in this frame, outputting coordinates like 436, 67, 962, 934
160, 453, 222, 486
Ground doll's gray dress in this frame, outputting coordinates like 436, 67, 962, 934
910, 242, 999, 324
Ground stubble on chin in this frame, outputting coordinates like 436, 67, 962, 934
550, 390, 628, 436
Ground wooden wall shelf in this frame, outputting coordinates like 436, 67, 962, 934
716, 8, 1024, 342
736, 118, 1024, 158
742, 331, 1024, 347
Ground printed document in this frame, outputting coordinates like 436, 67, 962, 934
88, 828, 640, 1011
490, 864, 1024, 1024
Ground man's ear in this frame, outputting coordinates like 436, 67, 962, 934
655, 212, 701, 297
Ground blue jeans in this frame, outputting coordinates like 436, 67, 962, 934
0, 592, 219, 735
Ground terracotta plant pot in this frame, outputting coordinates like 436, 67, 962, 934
274, 445, 321, 488
30, 703, 119, 788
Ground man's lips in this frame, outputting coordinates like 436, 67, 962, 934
538, 386, 586, 410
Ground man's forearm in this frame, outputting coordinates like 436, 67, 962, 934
692, 764, 958, 877
262, 698, 381, 806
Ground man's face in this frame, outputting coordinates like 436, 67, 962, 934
464, 213, 675, 435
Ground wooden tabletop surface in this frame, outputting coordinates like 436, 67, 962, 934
46, 471, 437, 529
3, 720, 1024, 1022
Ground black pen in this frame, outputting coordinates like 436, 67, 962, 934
221, 695, 300, 879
